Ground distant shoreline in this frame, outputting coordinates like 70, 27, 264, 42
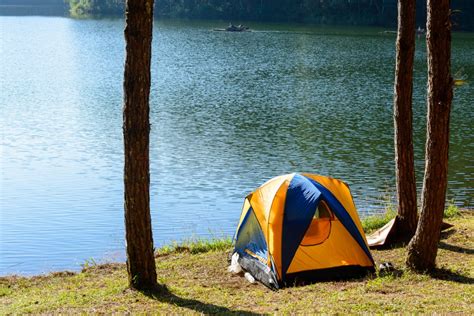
0, 4, 67, 16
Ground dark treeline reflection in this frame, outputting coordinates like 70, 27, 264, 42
62, 0, 474, 31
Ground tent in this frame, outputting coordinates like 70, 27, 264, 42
232, 173, 375, 289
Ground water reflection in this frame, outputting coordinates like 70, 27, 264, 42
0, 17, 472, 275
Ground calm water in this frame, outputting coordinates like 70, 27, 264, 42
0, 17, 473, 275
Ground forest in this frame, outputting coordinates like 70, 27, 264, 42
65, 0, 474, 30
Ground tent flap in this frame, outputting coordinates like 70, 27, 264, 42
307, 178, 374, 264
235, 208, 268, 263
281, 174, 322, 278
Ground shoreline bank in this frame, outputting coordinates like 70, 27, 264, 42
1, 214, 472, 313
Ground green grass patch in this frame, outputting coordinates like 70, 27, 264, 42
361, 202, 464, 234
362, 209, 396, 233
444, 202, 462, 218
155, 237, 233, 257
0, 285, 12, 297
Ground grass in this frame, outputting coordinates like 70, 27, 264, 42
361, 209, 397, 233
1, 213, 472, 314
361, 202, 464, 234
155, 237, 233, 256
444, 201, 462, 218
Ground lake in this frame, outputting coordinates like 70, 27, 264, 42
0, 17, 472, 275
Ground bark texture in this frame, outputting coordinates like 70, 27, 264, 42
393, 0, 418, 240
123, 0, 157, 290
406, 0, 453, 271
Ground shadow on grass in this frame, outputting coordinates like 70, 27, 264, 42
141, 284, 261, 315
429, 267, 474, 284
371, 241, 408, 250
287, 268, 376, 288
438, 241, 474, 255
439, 229, 456, 240
377, 268, 404, 278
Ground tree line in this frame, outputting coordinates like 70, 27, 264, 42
66, 0, 474, 31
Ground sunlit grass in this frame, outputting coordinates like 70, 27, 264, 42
1, 216, 472, 314
361, 209, 397, 234
155, 237, 233, 257
361, 202, 464, 234
444, 202, 462, 218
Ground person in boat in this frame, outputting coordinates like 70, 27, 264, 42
226, 22, 248, 32
416, 26, 425, 38
227, 22, 237, 32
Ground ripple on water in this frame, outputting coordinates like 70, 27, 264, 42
0, 18, 473, 275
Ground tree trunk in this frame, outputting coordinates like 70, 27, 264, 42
393, 0, 418, 240
406, 0, 453, 271
123, 0, 157, 290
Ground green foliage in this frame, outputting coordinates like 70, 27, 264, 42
66, 0, 123, 17
67, 0, 93, 17
81, 258, 98, 270
63, 0, 474, 30
444, 202, 461, 218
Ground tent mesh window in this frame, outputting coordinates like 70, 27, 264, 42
301, 200, 333, 246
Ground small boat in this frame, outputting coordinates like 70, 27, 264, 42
454, 79, 468, 86
382, 30, 397, 35
416, 26, 426, 38
381, 27, 425, 37
213, 24, 251, 32
416, 26, 425, 35
454, 68, 468, 87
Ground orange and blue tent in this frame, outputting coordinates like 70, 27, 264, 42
233, 173, 374, 289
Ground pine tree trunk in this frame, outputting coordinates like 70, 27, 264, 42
406, 0, 453, 271
123, 0, 157, 290
393, 0, 418, 239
